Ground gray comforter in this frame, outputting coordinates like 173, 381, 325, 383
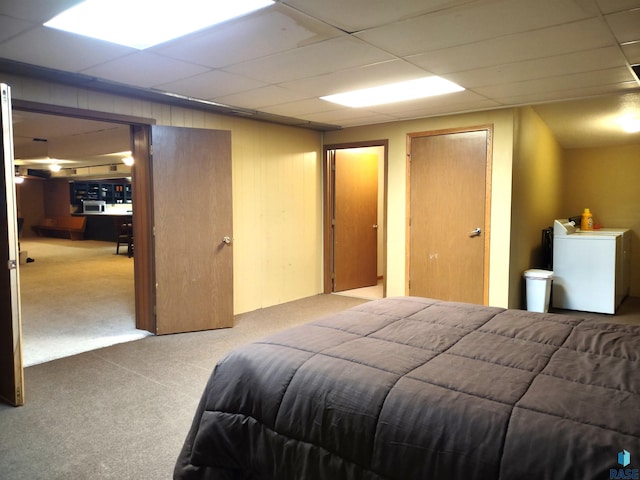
175, 296, 640, 479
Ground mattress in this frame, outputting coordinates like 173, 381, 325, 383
175, 296, 640, 480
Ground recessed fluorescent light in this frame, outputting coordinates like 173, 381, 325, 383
44, 0, 274, 50
320, 76, 465, 108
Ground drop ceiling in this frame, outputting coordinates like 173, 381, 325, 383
1, 0, 640, 168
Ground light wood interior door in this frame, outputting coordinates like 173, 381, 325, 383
0, 83, 24, 406
333, 150, 378, 291
409, 128, 491, 304
152, 126, 233, 334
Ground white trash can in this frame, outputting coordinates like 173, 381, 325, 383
524, 269, 553, 313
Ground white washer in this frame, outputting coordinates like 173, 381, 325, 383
552, 220, 630, 314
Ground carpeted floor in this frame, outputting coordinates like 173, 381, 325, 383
0, 293, 369, 480
6, 239, 640, 479
19, 238, 150, 366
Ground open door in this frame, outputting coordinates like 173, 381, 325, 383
151, 126, 233, 334
333, 149, 378, 291
0, 83, 24, 406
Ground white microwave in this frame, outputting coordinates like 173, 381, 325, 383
83, 200, 106, 213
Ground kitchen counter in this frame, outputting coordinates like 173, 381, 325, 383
73, 212, 132, 241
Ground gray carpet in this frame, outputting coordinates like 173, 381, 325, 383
0, 293, 369, 480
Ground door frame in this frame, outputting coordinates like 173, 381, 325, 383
1, 83, 24, 406
323, 140, 388, 296
11, 100, 156, 332
406, 125, 493, 303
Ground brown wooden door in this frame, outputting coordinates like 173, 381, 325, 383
0, 83, 24, 406
333, 149, 378, 291
151, 126, 233, 334
409, 128, 491, 304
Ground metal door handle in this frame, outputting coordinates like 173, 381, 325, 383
468, 228, 481, 237
222, 236, 232, 245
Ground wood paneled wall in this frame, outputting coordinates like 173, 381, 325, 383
6, 73, 323, 315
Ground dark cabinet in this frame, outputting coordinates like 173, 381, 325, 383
71, 180, 132, 206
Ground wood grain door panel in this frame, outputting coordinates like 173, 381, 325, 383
152, 126, 233, 334
409, 129, 490, 304
333, 150, 378, 291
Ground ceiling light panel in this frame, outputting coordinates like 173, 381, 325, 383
321, 77, 465, 108
44, 0, 274, 49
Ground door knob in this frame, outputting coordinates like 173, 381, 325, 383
468, 228, 481, 237
222, 236, 232, 245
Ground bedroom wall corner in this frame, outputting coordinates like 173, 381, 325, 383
509, 106, 564, 309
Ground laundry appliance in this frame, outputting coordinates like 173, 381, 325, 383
552, 219, 631, 314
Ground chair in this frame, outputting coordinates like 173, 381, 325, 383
115, 216, 133, 257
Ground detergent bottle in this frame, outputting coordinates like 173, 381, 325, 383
581, 208, 593, 231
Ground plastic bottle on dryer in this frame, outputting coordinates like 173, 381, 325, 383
581, 208, 593, 231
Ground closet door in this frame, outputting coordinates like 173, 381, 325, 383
408, 127, 492, 304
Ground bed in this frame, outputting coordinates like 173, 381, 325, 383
175, 296, 640, 480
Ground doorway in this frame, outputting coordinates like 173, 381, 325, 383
324, 141, 387, 299
12, 110, 142, 365
407, 126, 492, 304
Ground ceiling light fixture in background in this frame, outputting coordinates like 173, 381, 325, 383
321, 76, 465, 108
122, 155, 134, 166
48, 162, 62, 172
44, 0, 275, 50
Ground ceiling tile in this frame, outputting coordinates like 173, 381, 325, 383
260, 98, 337, 117
406, 18, 616, 75
0, 15, 33, 42
622, 41, 640, 64
605, 8, 640, 43
81, 52, 211, 89
475, 68, 636, 101
214, 85, 313, 109
355, 0, 596, 57
0, 26, 132, 72
156, 70, 267, 100
0, 0, 80, 23
153, 4, 342, 69
280, 0, 471, 32
224, 36, 395, 84
446, 47, 628, 88
280, 60, 432, 97
595, 0, 640, 14
302, 108, 397, 127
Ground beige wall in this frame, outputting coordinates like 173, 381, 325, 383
5, 74, 323, 315
509, 107, 564, 308
10, 72, 637, 313
562, 144, 640, 296
324, 109, 516, 307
